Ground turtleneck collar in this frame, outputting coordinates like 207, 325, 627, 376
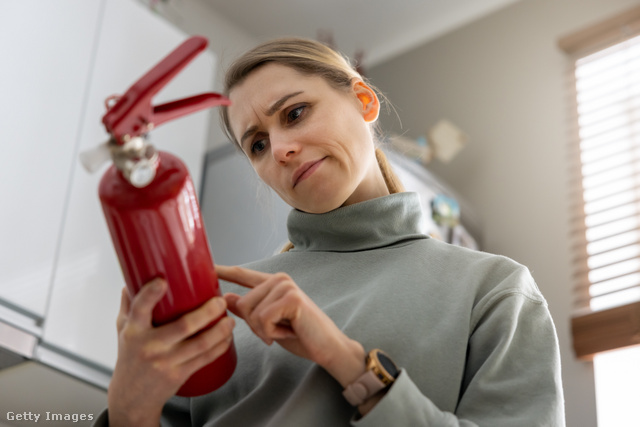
286, 192, 429, 252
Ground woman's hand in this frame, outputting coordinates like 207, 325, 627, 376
107, 278, 235, 427
217, 265, 366, 389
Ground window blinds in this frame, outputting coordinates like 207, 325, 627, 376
560, 6, 640, 360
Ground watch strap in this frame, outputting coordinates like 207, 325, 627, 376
342, 369, 387, 406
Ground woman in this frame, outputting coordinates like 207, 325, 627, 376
98, 38, 565, 426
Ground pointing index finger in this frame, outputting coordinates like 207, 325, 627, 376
216, 265, 271, 289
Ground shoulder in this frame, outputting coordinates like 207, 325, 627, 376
414, 242, 554, 339
422, 238, 544, 303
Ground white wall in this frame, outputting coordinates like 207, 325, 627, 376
368, 0, 639, 426
135, 0, 257, 150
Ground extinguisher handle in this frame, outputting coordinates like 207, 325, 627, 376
102, 36, 231, 144
152, 93, 229, 129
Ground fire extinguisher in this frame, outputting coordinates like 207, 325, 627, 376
80, 36, 236, 397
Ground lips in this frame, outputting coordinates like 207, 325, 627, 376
292, 157, 326, 187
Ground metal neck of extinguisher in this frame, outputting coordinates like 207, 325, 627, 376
108, 135, 159, 188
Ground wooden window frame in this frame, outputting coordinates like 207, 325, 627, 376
559, 5, 640, 361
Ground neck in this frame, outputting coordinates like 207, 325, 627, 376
342, 153, 391, 208
287, 192, 428, 252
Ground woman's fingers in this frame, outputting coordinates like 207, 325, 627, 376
127, 278, 167, 329
221, 266, 350, 368
255, 288, 300, 341
171, 316, 235, 367
224, 293, 242, 318
232, 272, 288, 321
227, 272, 301, 345
247, 277, 298, 342
120, 277, 232, 357
116, 287, 132, 332
158, 296, 229, 347
216, 265, 272, 288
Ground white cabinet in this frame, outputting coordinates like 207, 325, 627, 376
0, 0, 216, 388
0, 1, 103, 320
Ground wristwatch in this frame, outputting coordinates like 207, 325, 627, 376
343, 349, 400, 406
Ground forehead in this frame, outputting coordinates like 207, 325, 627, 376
227, 64, 326, 134
240, 62, 305, 86
230, 63, 311, 103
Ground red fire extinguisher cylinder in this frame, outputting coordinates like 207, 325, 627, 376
99, 149, 237, 397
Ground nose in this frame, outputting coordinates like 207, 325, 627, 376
271, 134, 300, 164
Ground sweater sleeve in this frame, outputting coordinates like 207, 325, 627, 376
352, 290, 565, 426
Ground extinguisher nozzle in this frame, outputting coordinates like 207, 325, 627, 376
79, 140, 112, 173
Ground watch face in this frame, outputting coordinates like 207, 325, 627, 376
377, 352, 400, 378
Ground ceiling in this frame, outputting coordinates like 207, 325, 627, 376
204, 0, 522, 68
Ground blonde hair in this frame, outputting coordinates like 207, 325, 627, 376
219, 37, 405, 252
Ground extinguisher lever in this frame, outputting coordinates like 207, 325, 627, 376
101, 36, 231, 144
152, 93, 228, 129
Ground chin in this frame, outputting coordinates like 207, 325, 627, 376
296, 202, 341, 214
287, 181, 354, 213
294, 194, 347, 214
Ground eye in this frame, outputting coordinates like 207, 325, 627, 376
251, 138, 268, 155
286, 105, 306, 123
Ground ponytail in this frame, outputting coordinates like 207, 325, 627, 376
375, 147, 405, 194
280, 148, 403, 253
280, 241, 295, 253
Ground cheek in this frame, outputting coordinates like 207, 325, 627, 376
253, 162, 287, 196
252, 162, 273, 185
334, 101, 371, 139
330, 116, 374, 165
312, 108, 367, 152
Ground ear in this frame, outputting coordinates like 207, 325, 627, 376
353, 81, 380, 123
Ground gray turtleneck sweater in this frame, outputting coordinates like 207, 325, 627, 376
94, 192, 565, 426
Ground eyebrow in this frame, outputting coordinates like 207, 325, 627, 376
239, 91, 304, 147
